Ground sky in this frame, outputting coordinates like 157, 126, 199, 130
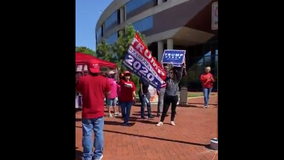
76, 0, 113, 50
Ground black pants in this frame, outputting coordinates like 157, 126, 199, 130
160, 95, 178, 122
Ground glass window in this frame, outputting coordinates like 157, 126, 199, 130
215, 50, 218, 62
106, 32, 118, 45
96, 26, 102, 42
126, 0, 154, 13
188, 68, 196, 82
105, 11, 118, 30
204, 55, 211, 67
132, 16, 153, 32
195, 63, 204, 81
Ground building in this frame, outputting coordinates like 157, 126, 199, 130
96, 0, 218, 89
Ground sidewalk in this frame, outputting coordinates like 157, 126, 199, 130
76, 96, 218, 160
184, 95, 218, 108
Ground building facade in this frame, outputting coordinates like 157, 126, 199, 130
96, 0, 218, 89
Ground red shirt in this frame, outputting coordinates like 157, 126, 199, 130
119, 79, 136, 102
200, 72, 215, 88
76, 75, 111, 119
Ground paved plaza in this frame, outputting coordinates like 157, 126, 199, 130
76, 96, 218, 160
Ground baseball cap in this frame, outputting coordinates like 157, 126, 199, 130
87, 60, 100, 73
124, 71, 131, 75
108, 70, 115, 74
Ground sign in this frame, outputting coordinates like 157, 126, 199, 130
122, 32, 167, 89
83, 65, 88, 71
211, 2, 218, 30
148, 85, 158, 103
76, 65, 83, 72
161, 49, 186, 65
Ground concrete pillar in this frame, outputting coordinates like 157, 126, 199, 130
167, 38, 173, 49
119, 8, 124, 23
157, 41, 164, 62
158, 0, 163, 5
102, 24, 105, 38
124, 6, 127, 20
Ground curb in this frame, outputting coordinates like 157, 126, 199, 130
134, 95, 217, 107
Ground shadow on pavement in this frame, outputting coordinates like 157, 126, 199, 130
76, 118, 82, 122
189, 103, 217, 105
105, 120, 125, 126
75, 150, 82, 160
104, 129, 209, 147
136, 119, 157, 125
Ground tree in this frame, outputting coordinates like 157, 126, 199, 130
112, 25, 146, 91
96, 39, 114, 62
112, 25, 145, 69
76, 46, 96, 56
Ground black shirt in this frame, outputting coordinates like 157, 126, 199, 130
139, 80, 149, 94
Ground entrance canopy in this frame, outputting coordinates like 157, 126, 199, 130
76, 52, 116, 69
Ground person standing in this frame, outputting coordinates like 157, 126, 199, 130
76, 60, 111, 160
116, 73, 124, 116
139, 79, 154, 119
157, 65, 168, 117
200, 66, 215, 108
119, 71, 136, 126
106, 71, 118, 117
157, 64, 186, 126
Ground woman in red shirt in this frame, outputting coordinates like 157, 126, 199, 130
200, 66, 215, 108
119, 71, 136, 126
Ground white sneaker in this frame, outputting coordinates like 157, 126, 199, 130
156, 122, 163, 126
204, 105, 208, 108
95, 155, 103, 160
170, 121, 176, 126
108, 113, 113, 117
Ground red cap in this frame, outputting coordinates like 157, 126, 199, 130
87, 60, 100, 73
124, 71, 131, 75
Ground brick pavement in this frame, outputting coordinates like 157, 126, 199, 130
185, 95, 218, 108
76, 96, 218, 160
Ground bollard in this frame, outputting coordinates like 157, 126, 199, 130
210, 138, 218, 150
179, 87, 188, 105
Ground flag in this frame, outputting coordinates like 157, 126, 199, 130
122, 32, 167, 89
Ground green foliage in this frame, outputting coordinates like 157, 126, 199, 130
112, 25, 145, 70
96, 39, 114, 62
76, 46, 96, 56
111, 25, 146, 91
94, 25, 146, 92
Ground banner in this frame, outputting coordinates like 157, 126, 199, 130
162, 49, 186, 65
148, 85, 158, 103
122, 33, 166, 89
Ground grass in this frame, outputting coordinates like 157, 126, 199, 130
188, 92, 203, 97
135, 92, 216, 98
188, 92, 217, 97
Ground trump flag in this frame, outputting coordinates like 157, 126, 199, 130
122, 33, 167, 89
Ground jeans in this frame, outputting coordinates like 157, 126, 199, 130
203, 88, 212, 106
160, 95, 178, 122
120, 102, 133, 124
157, 88, 165, 115
82, 117, 104, 160
139, 92, 152, 118
106, 98, 117, 107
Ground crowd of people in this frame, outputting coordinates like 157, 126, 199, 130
75, 59, 215, 160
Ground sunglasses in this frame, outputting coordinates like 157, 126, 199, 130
169, 72, 173, 74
